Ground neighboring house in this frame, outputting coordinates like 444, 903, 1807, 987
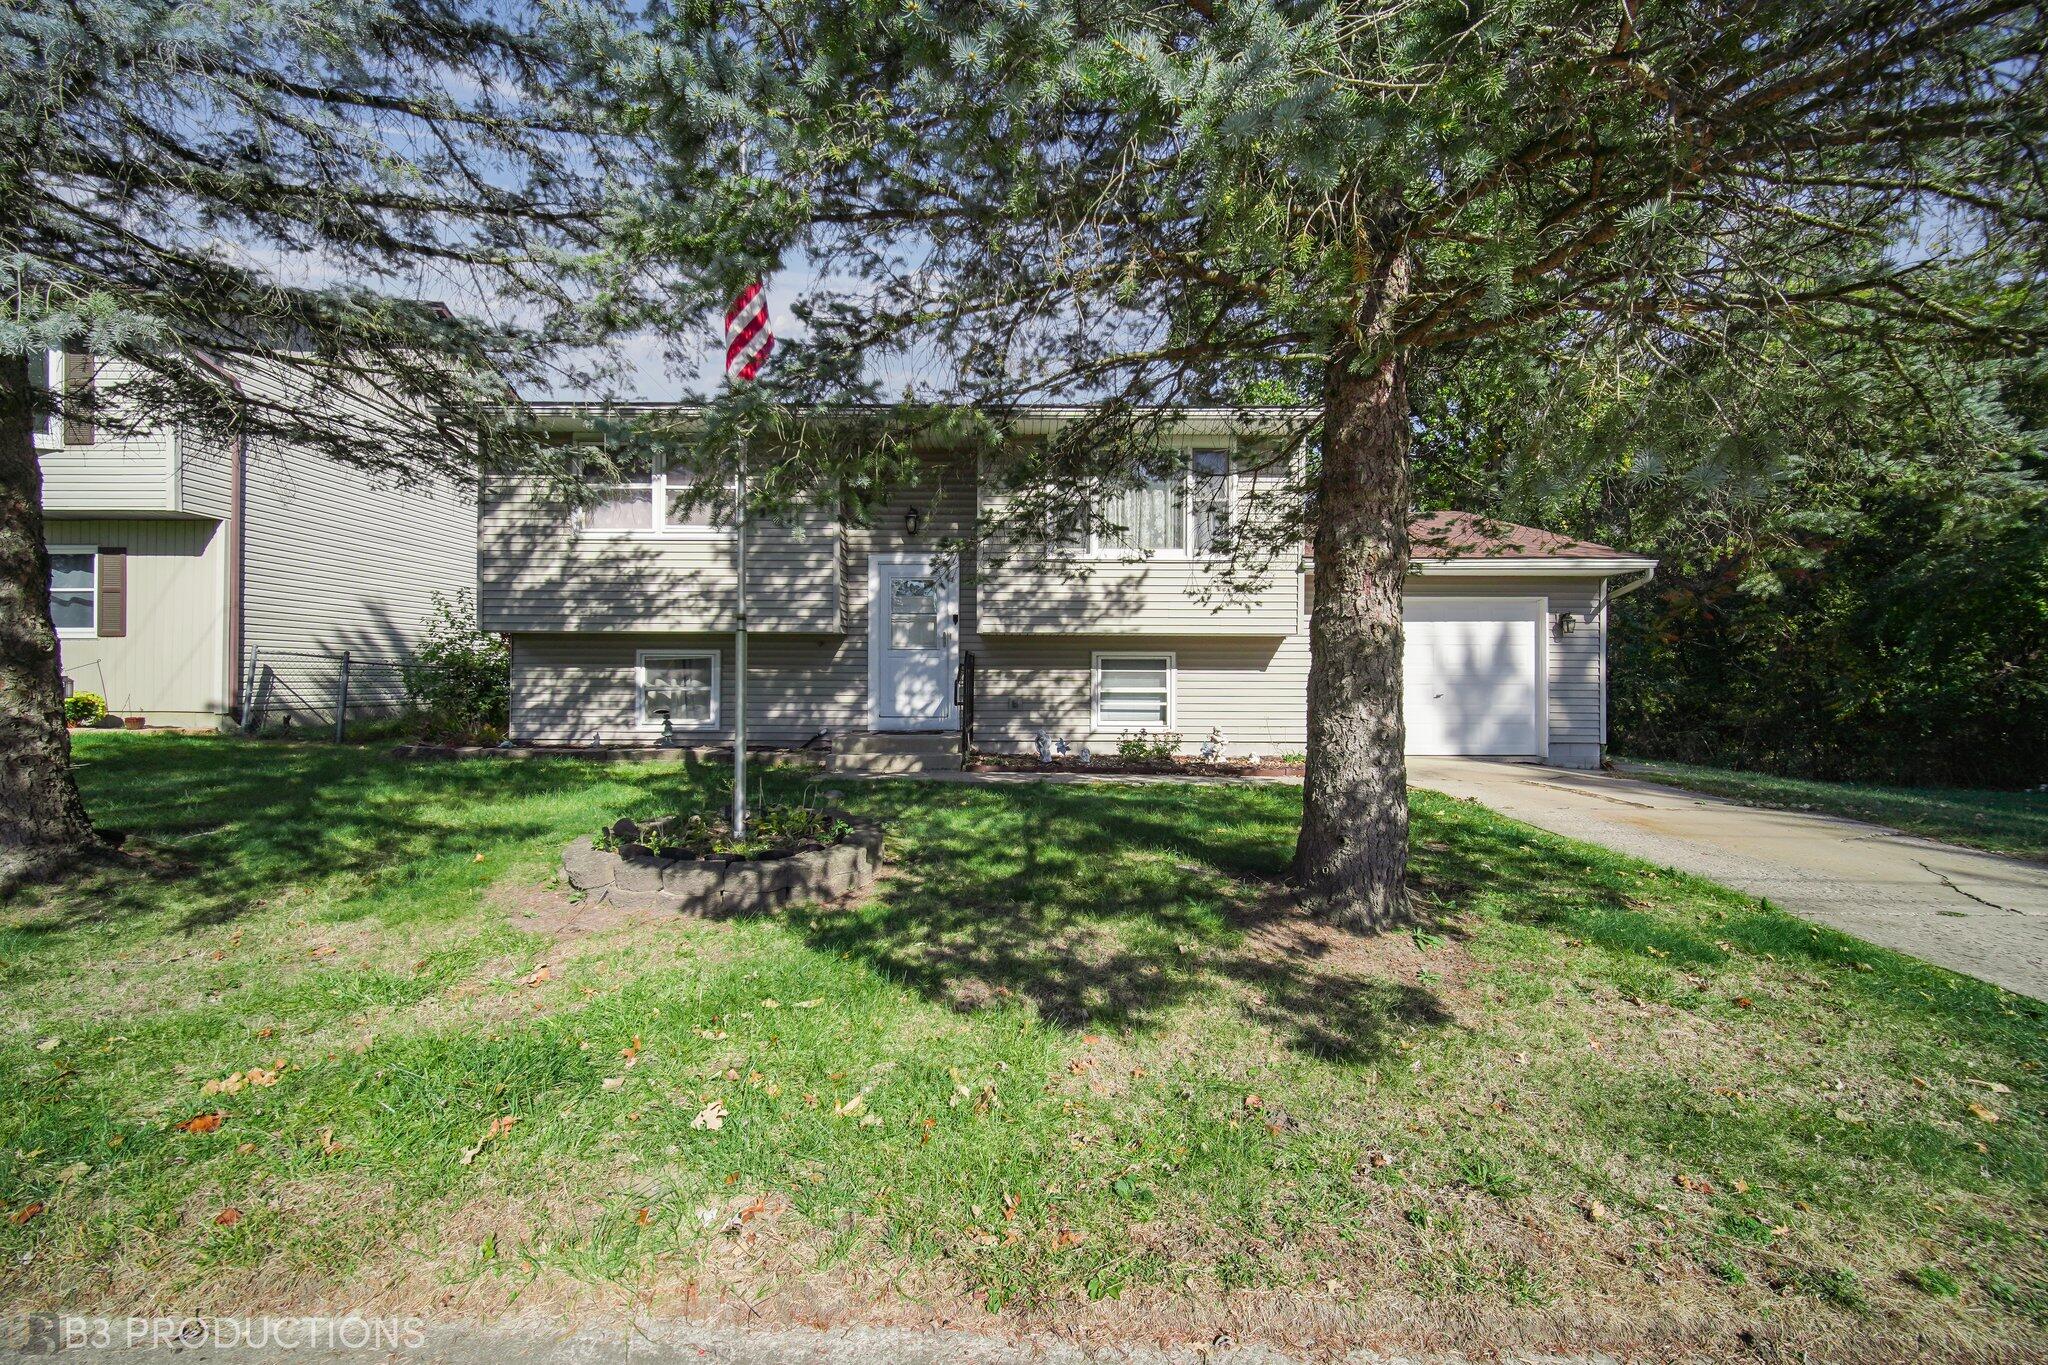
34, 350, 476, 727
480, 407, 1656, 769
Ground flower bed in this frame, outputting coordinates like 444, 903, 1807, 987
560, 807, 882, 915
965, 751, 1304, 778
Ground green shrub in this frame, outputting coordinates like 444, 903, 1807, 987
64, 691, 107, 726
402, 591, 509, 744
1116, 730, 1181, 764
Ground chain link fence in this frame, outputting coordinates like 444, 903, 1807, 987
240, 647, 412, 740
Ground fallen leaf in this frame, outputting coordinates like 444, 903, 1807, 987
34, 1036, 61, 1052
835, 1093, 867, 1119
523, 964, 551, 987
214, 1207, 243, 1227
175, 1112, 225, 1135
473, 852, 486, 863
619, 1035, 642, 1066
1732, 1178, 1749, 1194
1732, 997, 1753, 1009
460, 1114, 519, 1165
1585, 1199, 1607, 1223
309, 946, 335, 958
760, 999, 780, 1009
601, 1077, 624, 1092
1964, 1078, 2013, 1095
1967, 1102, 2000, 1124
792, 999, 822, 1009
236, 1142, 257, 1155
859, 1113, 883, 1127
316, 1128, 346, 1156
10, 1202, 44, 1226
1243, 1094, 1264, 1111
692, 1100, 728, 1131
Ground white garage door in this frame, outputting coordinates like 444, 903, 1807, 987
1403, 597, 1544, 756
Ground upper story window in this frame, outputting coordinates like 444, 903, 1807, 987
28, 350, 60, 447
49, 546, 97, 638
1075, 447, 1233, 557
578, 452, 734, 538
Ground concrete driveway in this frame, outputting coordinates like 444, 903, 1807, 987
1408, 757, 2048, 1001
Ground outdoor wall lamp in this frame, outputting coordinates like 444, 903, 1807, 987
1553, 612, 1578, 637
904, 506, 923, 537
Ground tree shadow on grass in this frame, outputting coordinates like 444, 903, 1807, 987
6, 737, 741, 939
803, 780, 1455, 1064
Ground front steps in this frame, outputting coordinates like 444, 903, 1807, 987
830, 731, 965, 774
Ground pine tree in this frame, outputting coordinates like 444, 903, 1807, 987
589, 0, 2046, 927
1, 0, 634, 876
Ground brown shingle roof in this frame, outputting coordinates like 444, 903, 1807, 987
1408, 510, 1635, 561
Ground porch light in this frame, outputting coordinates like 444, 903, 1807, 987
904, 506, 923, 538
1553, 612, 1577, 636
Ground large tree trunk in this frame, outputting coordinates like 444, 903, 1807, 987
1293, 269, 1414, 930
0, 351, 100, 881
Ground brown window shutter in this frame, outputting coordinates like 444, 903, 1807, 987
63, 351, 94, 445
97, 548, 126, 638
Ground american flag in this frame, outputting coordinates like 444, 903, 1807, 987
724, 281, 774, 382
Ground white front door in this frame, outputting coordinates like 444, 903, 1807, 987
1402, 597, 1547, 757
868, 554, 958, 731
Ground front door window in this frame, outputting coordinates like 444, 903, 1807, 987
873, 560, 956, 729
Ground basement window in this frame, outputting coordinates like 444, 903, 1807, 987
1092, 652, 1175, 729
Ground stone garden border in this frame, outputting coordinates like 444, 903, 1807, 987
561, 810, 882, 914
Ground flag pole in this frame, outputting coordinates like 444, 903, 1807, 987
732, 450, 749, 841
729, 137, 752, 843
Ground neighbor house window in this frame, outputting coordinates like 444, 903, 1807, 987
1092, 652, 1175, 729
1085, 448, 1232, 556
28, 351, 60, 445
635, 649, 719, 731
49, 546, 97, 638
580, 454, 733, 536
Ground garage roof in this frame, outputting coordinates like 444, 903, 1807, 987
1410, 511, 1641, 562
1305, 511, 1657, 574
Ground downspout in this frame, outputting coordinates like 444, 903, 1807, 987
1595, 568, 1655, 750
189, 350, 247, 722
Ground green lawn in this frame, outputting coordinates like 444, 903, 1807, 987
2, 735, 2044, 1360
1622, 758, 2048, 862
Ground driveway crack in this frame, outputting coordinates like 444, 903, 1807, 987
1915, 859, 2022, 914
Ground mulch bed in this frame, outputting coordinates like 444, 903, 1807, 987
965, 752, 1304, 778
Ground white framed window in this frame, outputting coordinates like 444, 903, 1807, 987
579, 453, 734, 538
28, 350, 62, 447
1080, 448, 1233, 557
49, 546, 98, 638
634, 649, 720, 731
1092, 651, 1175, 729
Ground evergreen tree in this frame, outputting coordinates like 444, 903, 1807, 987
590, 0, 2046, 926
2, 0, 634, 876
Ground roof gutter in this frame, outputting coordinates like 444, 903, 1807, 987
1408, 557, 1660, 576
187, 350, 247, 722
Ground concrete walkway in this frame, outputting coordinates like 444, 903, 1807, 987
1409, 757, 2048, 1001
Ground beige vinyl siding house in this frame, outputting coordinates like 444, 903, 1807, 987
38, 351, 476, 727
486, 408, 1656, 769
